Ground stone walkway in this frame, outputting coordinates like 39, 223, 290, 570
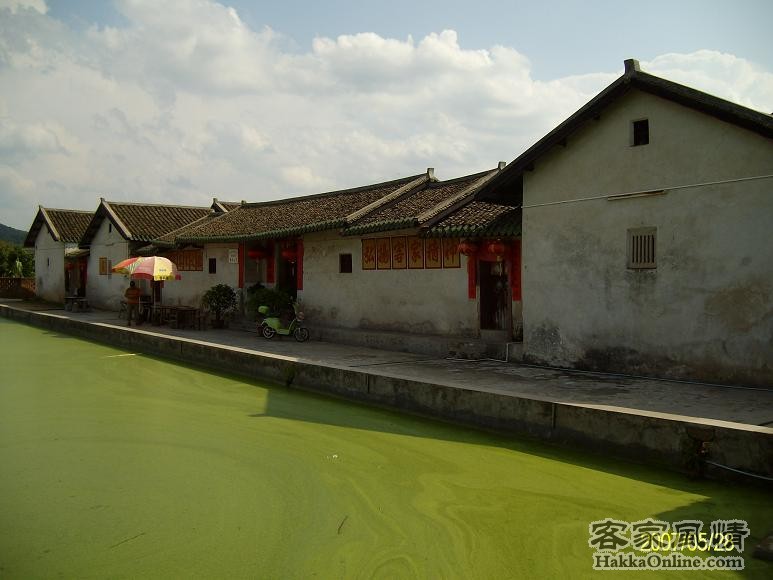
7, 300, 772, 428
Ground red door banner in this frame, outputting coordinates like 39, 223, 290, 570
296, 239, 304, 291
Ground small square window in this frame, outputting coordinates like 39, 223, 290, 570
339, 253, 353, 273
632, 119, 649, 146
627, 227, 657, 269
208, 257, 217, 274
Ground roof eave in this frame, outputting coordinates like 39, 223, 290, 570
343, 217, 418, 236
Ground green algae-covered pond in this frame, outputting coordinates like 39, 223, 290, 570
1, 317, 771, 579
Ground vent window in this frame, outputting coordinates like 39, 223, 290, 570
208, 257, 217, 274
628, 228, 656, 269
632, 119, 649, 146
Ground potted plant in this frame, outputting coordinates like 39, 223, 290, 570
244, 283, 293, 319
202, 284, 237, 328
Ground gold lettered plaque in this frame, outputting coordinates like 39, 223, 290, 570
362, 239, 376, 270
376, 238, 392, 269
391, 237, 407, 269
442, 238, 460, 268
408, 237, 424, 269
425, 238, 442, 269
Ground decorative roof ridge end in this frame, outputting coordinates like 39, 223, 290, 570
212, 197, 229, 213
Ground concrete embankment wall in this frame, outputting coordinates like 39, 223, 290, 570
3, 305, 771, 484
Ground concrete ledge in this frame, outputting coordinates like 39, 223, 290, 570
3, 304, 771, 483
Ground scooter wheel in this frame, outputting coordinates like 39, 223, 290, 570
293, 327, 310, 342
262, 325, 277, 339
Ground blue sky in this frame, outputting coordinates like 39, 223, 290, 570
1, 0, 772, 229
45, 0, 773, 79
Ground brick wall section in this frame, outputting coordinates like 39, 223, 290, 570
0, 278, 36, 299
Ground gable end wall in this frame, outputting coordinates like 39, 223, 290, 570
521, 89, 773, 385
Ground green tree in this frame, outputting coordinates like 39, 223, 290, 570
0, 242, 34, 277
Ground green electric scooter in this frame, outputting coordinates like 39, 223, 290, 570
258, 303, 309, 342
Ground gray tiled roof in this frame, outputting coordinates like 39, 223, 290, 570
344, 168, 500, 236
80, 200, 211, 247
177, 174, 425, 242
107, 202, 212, 241
24, 207, 92, 247
426, 202, 521, 238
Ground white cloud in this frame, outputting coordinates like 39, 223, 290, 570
644, 51, 773, 113
279, 165, 331, 191
0, 120, 71, 159
0, 0, 771, 230
87, 0, 280, 96
0, 0, 47, 14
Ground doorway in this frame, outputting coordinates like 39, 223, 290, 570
479, 260, 510, 332
276, 258, 297, 299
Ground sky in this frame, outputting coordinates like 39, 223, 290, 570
1, 0, 772, 230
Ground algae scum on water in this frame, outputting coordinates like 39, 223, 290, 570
0, 318, 771, 578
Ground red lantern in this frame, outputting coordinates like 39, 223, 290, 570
280, 248, 297, 263
487, 239, 506, 261
65, 262, 74, 270
247, 248, 266, 260
457, 240, 478, 256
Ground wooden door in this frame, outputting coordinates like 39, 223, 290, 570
479, 261, 510, 331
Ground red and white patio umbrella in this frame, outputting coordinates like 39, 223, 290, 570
111, 256, 181, 281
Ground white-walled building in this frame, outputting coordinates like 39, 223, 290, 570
23, 207, 92, 302
171, 168, 521, 353
477, 59, 773, 385
78, 199, 212, 310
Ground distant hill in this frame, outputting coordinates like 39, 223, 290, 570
0, 223, 27, 245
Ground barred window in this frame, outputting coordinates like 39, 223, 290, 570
627, 228, 656, 269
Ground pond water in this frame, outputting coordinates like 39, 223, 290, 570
0, 318, 770, 578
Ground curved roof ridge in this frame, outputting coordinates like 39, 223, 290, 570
103, 199, 210, 210
241, 173, 425, 209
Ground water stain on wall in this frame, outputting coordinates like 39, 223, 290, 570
704, 282, 770, 332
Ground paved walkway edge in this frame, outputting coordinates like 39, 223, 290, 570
3, 305, 771, 484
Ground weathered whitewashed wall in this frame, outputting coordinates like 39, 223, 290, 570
161, 243, 241, 307
33, 227, 65, 302
85, 219, 130, 310
521, 88, 773, 385
299, 230, 478, 336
